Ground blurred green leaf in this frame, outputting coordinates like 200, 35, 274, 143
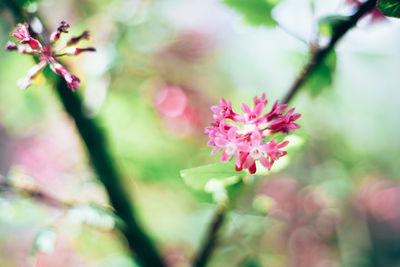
306, 50, 337, 96
223, 0, 280, 26
180, 161, 244, 191
238, 256, 262, 267
318, 15, 351, 36
252, 194, 274, 215
377, 0, 400, 18
32, 227, 57, 255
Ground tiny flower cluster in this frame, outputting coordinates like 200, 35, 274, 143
205, 94, 300, 174
5, 22, 95, 91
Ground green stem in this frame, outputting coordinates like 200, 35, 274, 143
282, 0, 378, 104
193, 205, 227, 267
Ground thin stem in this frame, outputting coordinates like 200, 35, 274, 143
193, 1, 378, 267
0, 176, 72, 209
194, 205, 227, 267
278, 24, 308, 45
282, 0, 378, 104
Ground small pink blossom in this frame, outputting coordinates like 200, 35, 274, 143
50, 21, 70, 42
205, 94, 300, 174
241, 101, 265, 125
12, 23, 40, 49
6, 21, 95, 91
214, 126, 247, 166
264, 138, 289, 165
211, 98, 242, 122
51, 63, 81, 91
240, 131, 272, 172
269, 108, 301, 134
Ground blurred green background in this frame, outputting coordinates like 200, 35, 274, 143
1, 0, 400, 266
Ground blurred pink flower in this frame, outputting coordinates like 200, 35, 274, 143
155, 86, 188, 118
12, 116, 83, 201
257, 177, 338, 267
356, 178, 400, 227
35, 234, 85, 267
159, 30, 213, 62
155, 85, 211, 137
163, 245, 190, 267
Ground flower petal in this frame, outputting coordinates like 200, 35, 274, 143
260, 156, 271, 170
241, 103, 251, 114
251, 131, 261, 146
221, 150, 232, 162
242, 155, 254, 169
215, 138, 229, 147
227, 127, 237, 140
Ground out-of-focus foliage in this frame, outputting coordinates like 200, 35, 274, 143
223, 0, 280, 26
318, 15, 351, 36
306, 50, 337, 96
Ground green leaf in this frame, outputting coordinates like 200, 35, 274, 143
378, 0, 400, 18
306, 50, 337, 96
238, 256, 262, 267
223, 0, 281, 27
318, 15, 351, 36
180, 161, 244, 191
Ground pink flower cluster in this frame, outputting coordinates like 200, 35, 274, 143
205, 94, 300, 174
5, 22, 95, 91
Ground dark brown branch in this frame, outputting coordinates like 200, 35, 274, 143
282, 0, 378, 104
54, 73, 166, 267
3, 1, 166, 266
194, 205, 226, 267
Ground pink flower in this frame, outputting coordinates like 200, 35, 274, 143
12, 23, 40, 49
263, 100, 288, 121
241, 101, 266, 125
253, 93, 268, 105
214, 126, 247, 166
50, 21, 70, 42
241, 131, 272, 172
269, 108, 301, 134
51, 63, 81, 91
239, 132, 288, 173
205, 94, 300, 174
211, 98, 241, 122
264, 138, 289, 165
6, 21, 95, 91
